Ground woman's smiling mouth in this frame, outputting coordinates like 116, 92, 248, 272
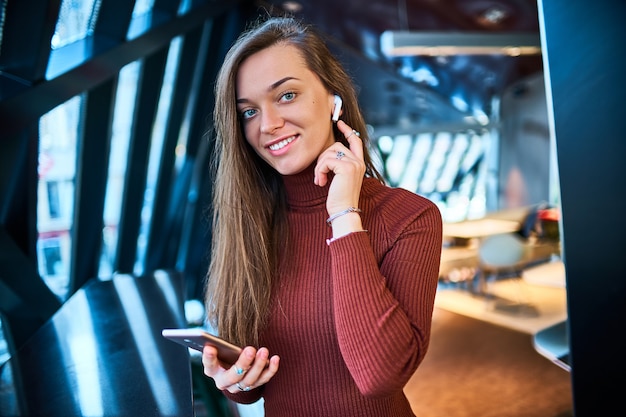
268, 135, 297, 151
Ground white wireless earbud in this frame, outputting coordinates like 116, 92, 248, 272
332, 94, 343, 122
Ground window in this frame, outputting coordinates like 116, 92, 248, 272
38, 96, 82, 299
376, 130, 490, 221
99, 61, 140, 278
52, 0, 101, 49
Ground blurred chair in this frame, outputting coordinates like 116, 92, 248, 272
477, 233, 538, 316
439, 245, 479, 290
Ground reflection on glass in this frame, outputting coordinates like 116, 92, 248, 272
99, 61, 140, 278
54, 291, 105, 416
0, 357, 17, 414
0, 320, 9, 366
38, 96, 82, 300
135, 37, 182, 272
127, 0, 156, 39
132, 0, 154, 17
114, 278, 179, 416
52, 0, 100, 49
154, 270, 182, 318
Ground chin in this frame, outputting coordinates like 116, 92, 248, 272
275, 167, 302, 176
273, 162, 308, 176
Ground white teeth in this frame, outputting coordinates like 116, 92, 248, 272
269, 136, 295, 151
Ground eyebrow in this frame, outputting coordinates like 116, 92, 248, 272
236, 76, 298, 104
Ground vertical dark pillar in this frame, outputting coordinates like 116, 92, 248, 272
538, 0, 626, 415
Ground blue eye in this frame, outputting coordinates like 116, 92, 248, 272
281, 91, 296, 102
240, 108, 257, 120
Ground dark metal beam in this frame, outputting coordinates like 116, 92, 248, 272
0, 0, 61, 82
69, 79, 117, 292
114, 47, 169, 273
0, 1, 238, 139
144, 25, 206, 272
94, 0, 136, 41
0, 226, 62, 351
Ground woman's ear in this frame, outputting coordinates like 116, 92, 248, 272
332, 94, 342, 122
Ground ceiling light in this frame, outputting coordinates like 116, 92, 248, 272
481, 7, 508, 25
380, 31, 541, 57
282, 1, 303, 13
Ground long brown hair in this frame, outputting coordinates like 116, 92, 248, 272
206, 16, 383, 347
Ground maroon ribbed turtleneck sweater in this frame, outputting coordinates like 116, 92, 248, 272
225, 164, 442, 416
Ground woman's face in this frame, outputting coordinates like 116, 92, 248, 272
236, 43, 336, 176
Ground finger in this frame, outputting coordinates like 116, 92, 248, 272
314, 146, 342, 187
232, 364, 247, 376
336, 120, 364, 161
206, 346, 256, 391
335, 120, 354, 139
201, 345, 221, 376
234, 381, 252, 392
230, 346, 256, 375
228, 348, 276, 393
315, 139, 362, 187
255, 354, 281, 385
338, 123, 364, 158
345, 130, 364, 161
234, 353, 281, 393
243, 347, 271, 380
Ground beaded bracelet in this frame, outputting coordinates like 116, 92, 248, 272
326, 207, 362, 226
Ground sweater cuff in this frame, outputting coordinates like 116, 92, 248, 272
326, 230, 369, 246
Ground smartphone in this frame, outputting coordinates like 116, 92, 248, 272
162, 328, 242, 366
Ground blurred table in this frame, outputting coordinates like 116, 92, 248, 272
522, 260, 566, 287
443, 218, 521, 240
439, 246, 479, 279
0, 270, 194, 417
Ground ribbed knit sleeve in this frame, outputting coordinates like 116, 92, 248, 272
222, 173, 442, 416
329, 193, 442, 396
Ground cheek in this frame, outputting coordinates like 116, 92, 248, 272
242, 122, 259, 146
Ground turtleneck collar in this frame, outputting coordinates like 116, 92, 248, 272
281, 163, 330, 208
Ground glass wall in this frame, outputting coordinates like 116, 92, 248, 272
37, 96, 81, 299
0, 0, 241, 364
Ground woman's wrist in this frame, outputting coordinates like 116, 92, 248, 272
326, 207, 364, 243
326, 207, 361, 226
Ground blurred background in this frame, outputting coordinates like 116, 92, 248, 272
1, 1, 624, 416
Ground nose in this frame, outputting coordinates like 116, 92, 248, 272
259, 105, 284, 134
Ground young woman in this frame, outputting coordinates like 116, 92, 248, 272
202, 16, 443, 416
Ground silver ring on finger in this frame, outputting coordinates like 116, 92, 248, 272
336, 151, 345, 160
234, 366, 245, 375
236, 382, 251, 392
345, 129, 360, 139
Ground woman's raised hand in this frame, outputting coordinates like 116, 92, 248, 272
314, 120, 366, 218
202, 345, 280, 394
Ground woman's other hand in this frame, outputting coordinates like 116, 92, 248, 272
202, 345, 280, 393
